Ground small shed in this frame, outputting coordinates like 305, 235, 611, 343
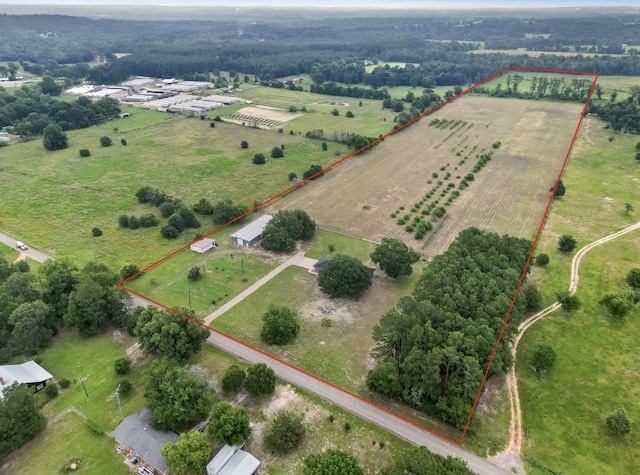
230, 215, 273, 247
312, 256, 330, 274
190, 238, 217, 254
0, 360, 53, 398
206, 445, 260, 475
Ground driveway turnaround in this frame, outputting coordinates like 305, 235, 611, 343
0, 231, 52, 263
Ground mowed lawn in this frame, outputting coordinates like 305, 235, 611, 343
3, 412, 129, 475
126, 224, 285, 318
0, 104, 341, 269
272, 94, 583, 255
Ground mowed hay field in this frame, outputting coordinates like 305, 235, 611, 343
272, 95, 584, 255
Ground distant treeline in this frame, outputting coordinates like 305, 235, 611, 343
591, 87, 640, 134
3, 12, 640, 87
473, 75, 595, 103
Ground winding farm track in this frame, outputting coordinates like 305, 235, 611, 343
494, 220, 640, 471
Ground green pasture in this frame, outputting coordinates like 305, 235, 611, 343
233, 85, 398, 137
516, 93, 640, 471
126, 225, 280, 318
0, 106, 340, 269
530, 116, 640, 306
5, 412, 129, 475
519, 237, 640, 475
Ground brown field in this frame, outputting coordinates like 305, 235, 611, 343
271, 95, 584, 255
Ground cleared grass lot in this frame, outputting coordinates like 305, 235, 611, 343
0, 105, 338, 269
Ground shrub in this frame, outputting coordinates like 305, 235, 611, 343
99, 136, 112, 147
210, 121, 216, 127
303, 164, 324, 180
345, 110, 354, 118
253, 153, 266, 165
120, 138, 127, 146
79, 148, 91, 157
128, 215, 140, 229
118, 214, 129, 227
139, 213, 159, 228
91, 227, 103, 237
159, 201, 176, 218
271, 146, 284, 158
167, 214, 185, 232
222, 365, 246, 392
320, 317, 333, 327
321, 141, 328, 151
87, 419, 105, 435
240, 140, 249, 149
118, 379, 133, 396
161, 225, 179, 239
261, 305, 300, 345
119, 263, 140, 280
606, 408, 631, 435
44, 384, 58, 399
114, 356, 132, 375
263, 410, 306, 455
288, 172, 297, 181
535, 253, 550, 266
59, 378, 71, 389
188, 265, 202, 281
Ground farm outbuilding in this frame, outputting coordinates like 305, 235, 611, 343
190, 238, 217, 253
230, 215, 273, 247
0, 360, 54, 398
206, 445, 260, 475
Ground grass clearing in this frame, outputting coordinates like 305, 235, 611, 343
234, 85, 398, 137
2, 412, 129, 475
272, 94, 583, 256
0, 243, 19, 262
0, 106, 339, 269
519, 236, 640, 475
23, 331, 147, 430
210, 255, 417, 393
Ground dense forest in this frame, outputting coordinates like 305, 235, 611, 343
366, 228, 533, 428
1, 9, 640, 86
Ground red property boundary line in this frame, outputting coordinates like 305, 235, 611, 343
117, 65, 599, 447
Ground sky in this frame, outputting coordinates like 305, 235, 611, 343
1, 0, 638, 7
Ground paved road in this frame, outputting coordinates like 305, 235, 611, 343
11, 231, 506, 474
208, 331, 509, 475
204, 250, 317, 324
0, 231, 51, 263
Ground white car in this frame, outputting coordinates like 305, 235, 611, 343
15, 241, 28, 250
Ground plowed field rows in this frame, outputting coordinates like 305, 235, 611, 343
272, 95, 583, 255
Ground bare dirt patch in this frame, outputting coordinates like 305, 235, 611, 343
228, 105, 302, 129
272, 95, 583, 255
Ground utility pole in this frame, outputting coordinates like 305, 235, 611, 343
115, 384, 123, 419
79, 376, 89, 400
241, 258, 244, 274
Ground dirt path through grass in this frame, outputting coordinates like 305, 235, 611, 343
491, 220, 640, 473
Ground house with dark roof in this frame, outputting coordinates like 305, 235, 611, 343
230, 215, 273, 247
111, 408, 179, 475
0, 360, 53, 398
